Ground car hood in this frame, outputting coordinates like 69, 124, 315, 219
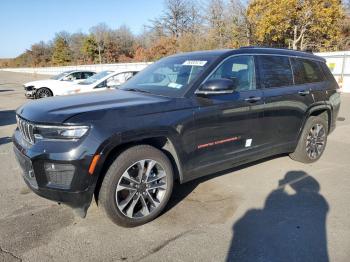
17, 89, 173, 124
24, 79, 58, 87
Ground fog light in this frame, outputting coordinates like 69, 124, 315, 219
44, 163, 75, 188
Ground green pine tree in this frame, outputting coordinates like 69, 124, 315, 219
52, 36, 72, 65
81, 35, 99, 63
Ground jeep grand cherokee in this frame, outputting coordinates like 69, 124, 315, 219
13, 47, 341, 227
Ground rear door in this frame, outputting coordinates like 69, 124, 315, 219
258, 55, 314, 147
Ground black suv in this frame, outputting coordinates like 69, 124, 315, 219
13, 47, 341, 227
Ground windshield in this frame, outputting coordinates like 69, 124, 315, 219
79, 71, 114, 85
119, 56, 215, 97
50, 71, 72, 80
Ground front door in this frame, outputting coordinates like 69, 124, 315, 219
192, 55, 264, 171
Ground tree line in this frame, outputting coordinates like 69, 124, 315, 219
1, 0, 349, 68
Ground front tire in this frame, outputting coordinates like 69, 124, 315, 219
36, 87, 53, 99
99, 145, 174, 227
290, 116, 328, 163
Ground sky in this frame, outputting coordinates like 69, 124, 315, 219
0, 0, 165, 58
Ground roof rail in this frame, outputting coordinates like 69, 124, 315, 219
239, 46, 314, 54
239, 46, 291, 50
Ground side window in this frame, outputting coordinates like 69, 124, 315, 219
208, 55, 256, 91
320, 62, 336, 82
292, 58, 324, 84
291, 58, 307, 84
95, 80, 107, 88
258, 55, 293, 88
63, 72, 82, 81
303, 60, 324, 83
82, 72, 94, 79
70, 72, 82, 80
62, 73, 74, 81
107, 72, 134, 87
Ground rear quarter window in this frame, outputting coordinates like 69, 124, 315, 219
291, 58, 324, 84
320, 62, 336, 82
257, 55, 293, 88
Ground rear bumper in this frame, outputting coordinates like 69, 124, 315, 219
329, 92, 341, 134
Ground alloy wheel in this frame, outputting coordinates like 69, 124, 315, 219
305, 123, 326, 159
38, 89, 51, 98
115, 159, 167, 219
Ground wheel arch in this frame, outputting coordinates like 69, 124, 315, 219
307, 105, 332, 132
297, 104, 332, 142
93, 134, 184, 204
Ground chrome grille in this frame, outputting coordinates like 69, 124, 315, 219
16, 115, 35, 144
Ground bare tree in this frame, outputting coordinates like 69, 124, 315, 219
228, 0, 251, 46
31, 41, 52, 66
186, 0, 203, 34
90, 23, 111, 64
149, 0, 201, 38
292, 1, 313, 50
114, 25, 135, 57
69, 32, 85, 64
206, 0, 226, 47
163, 0, 189, 37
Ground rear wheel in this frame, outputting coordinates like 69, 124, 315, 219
290, 116, 328, 163
99, 145, 174, 227
36, 88, 53, 99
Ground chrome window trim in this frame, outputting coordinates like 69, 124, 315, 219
195, 53, 325, 94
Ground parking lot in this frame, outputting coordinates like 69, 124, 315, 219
0, 70, 350, 262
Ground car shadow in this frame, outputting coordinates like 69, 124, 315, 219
226, 170, 329, 262
0, 137, 12, 146
0, 110, 16, 127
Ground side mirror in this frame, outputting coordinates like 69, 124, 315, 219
196, 79, 236, 95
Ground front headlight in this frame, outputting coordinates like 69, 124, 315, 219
34, 125, 89, 140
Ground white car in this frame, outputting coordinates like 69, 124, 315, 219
61, 70, 139, 96
24, 70, 96, 99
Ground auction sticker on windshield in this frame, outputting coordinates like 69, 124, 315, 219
182, 60, 207, 66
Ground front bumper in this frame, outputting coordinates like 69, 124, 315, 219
24, 87, 36, 98
12, 129, 98, 217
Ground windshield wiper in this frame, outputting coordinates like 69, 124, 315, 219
123, 88, 151, 94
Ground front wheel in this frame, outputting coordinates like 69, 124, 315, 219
290, 116, 328, 163
36, 88, 53, 99
99, 145, 174, 227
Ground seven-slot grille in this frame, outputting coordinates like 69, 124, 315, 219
16, 115, 35, 144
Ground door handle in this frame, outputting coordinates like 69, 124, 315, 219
244, 96, 262, 103
298, 90, 310, 96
